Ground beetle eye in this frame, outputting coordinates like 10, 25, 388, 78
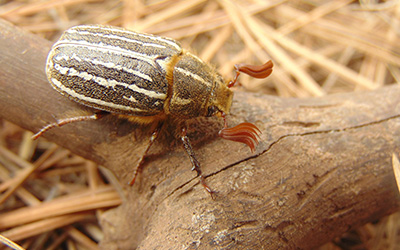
207, 106, 218, 117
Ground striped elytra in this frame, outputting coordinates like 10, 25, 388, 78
46, 24, 232, 121
37, 24, 274, 195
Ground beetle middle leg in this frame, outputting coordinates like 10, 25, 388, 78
129, 121, 164, 186
180, 126, 214, 196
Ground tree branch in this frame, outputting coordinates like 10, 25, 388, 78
1, 19, 400, 249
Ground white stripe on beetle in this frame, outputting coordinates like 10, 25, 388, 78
52, 63, 167, 100
50, 78, 149, 113
175, 67, 211, 87
70, 25, 182, 51
54, 53, 154, 83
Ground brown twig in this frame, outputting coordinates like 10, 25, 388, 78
1, 19, 400, 249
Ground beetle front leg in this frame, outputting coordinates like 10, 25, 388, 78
180, 126, 215, 196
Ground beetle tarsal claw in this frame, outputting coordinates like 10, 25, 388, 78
218, 122, 261, 152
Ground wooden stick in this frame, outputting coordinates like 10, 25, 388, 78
1, 19, 400, 249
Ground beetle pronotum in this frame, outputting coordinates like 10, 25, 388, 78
33, 25, 273, 194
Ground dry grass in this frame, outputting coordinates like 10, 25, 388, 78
0, 0, 399, 249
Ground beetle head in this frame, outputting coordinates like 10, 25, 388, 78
205, 74, 233, 117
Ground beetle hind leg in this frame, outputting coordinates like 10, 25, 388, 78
32, 112, 107, 140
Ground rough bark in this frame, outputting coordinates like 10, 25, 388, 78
1, 19, 400, 249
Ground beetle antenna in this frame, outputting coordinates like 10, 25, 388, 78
227, 60, 274, 88
218, 111, 261, 152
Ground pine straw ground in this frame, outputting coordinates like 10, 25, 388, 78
0, 0, 400, 249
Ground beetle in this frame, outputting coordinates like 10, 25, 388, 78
33, 25, 273, 194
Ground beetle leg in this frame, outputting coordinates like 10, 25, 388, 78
227, 60, 274, 88
32, 111, 107, 140
181, 126, 215, 196
129, 121, 164, 186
